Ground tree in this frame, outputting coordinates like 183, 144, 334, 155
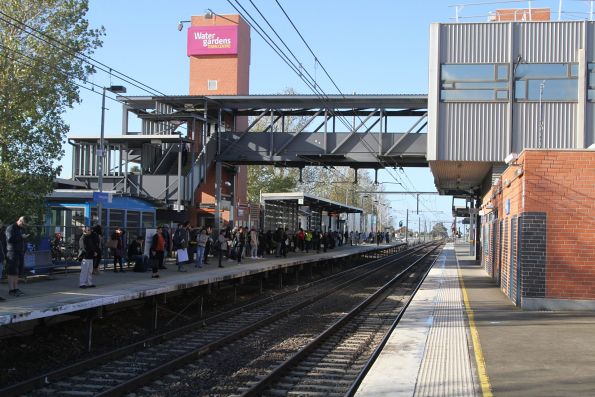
431, 222, 448, 238
0, 0, 103, 222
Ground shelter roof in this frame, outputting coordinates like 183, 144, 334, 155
261, 192, 362, 214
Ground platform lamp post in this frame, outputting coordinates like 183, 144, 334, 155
97, 85, 126, 227
360, 194, 369, 234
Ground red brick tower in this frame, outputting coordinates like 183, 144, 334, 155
186, 13, 250, 227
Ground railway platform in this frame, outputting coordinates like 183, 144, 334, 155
0, 241, 399, 327
355, 241, 595, 397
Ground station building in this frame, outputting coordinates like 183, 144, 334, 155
428, 13, 595, 309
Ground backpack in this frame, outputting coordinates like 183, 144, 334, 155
173, 229, 185, 248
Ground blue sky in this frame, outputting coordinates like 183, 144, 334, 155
62, 0, 577, 231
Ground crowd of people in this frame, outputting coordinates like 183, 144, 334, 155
0, 215, 392, 300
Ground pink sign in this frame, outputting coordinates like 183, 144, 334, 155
187, 25, 238, 56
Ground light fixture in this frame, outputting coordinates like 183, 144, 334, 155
504, 178, 511, 188
177, 20, 190, 31
205, 9, 214, 19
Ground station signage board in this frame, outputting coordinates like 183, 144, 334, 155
187, 25, 238, 56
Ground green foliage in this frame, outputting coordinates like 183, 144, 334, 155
432, 222, 449, 237
247, 166, 299, 202
0, 0, 103, 221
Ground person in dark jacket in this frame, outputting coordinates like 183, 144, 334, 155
91, 224, 103, 275
128, 236, 148, 272
79, 226, 99, 288
110, 228, 125, 272
5, 216, 28, 297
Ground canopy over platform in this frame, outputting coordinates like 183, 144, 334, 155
261, 192, 362, 214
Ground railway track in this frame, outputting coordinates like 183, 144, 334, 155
2, 242, 441, 397
240, 243, 440, 396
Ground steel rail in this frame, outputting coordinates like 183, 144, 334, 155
94, 244, 429, 397
2, 243, 417, 397
240, 243, 442, 396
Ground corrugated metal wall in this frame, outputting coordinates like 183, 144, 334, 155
513, 102, 577, 149
439, 102, 508, 160
517, 22, 583, 63
440, 23, 509, 63
433, 21, 589, 162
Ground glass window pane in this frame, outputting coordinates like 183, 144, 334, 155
497, 65, 509, 80
570, 64, 579, 77
527, 79, 577, 100
455, 82, 508, 89
496, 90, 509, 100
515, 80, 527, 99
442, 64, 495, 82
515, 64, 568, 79
441, 89, 495, 100
589, 72, 595, 89
142, 212, 155, 228
588, 89, 595, 101
127, 211, 141, 239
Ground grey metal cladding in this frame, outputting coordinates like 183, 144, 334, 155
588, 103, 595, 146
440, 23, 509, 63
513, 102, 577, 150
439, 102, 509, 161
517, 22, 583, 63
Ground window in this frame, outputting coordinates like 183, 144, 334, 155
587, 64, 595, 101
441, 64, 509, 101
514, 63, 577, 101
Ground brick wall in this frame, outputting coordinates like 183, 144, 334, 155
186, 14, 250, 227
482, 150, 595, 305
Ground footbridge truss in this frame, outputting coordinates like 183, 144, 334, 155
121, 94, 429, 170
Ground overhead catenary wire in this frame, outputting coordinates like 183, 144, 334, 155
225, 0, 428, 200
0, 10, 166, 96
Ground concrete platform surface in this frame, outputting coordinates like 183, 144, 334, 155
458, 243, 595, 397
356, 241, 595, 397
0, 242, 395, 326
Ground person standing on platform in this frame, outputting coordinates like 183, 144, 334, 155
91, 225, 103, 275
274, 227, 283, 257
250, 227, 258, 259
110, 228, 125, 272
150, 227, 165, 278
173, 222, 189, 272
216, 230, 226, 268
161, 225, 171, 259
204, 225, 213, 265
234, 226, 246, 263
5, 216, 28, 297
265, 230, 273, 255
312, 229, 321, 253
129, 236, 148, 272
79, 226, 98, 288
195, 228, 208, 268
304, 229, 312, 253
